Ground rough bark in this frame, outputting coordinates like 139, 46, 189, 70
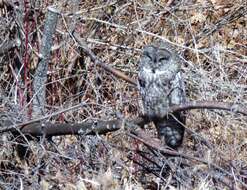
32, 7, 60, 117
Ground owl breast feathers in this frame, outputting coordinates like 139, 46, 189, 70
138, 41, 186, 148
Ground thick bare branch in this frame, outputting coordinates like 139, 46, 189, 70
11, 118, 144, 137
1, 100, 246, 135
32, 7, 60, 117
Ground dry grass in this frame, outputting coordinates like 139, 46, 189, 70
0, 0, 246, 189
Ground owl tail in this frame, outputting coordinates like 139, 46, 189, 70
154, 112, 185, 149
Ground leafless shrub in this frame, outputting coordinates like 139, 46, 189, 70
0, 0, 246, 189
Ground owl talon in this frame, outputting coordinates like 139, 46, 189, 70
157, 125, 183, 148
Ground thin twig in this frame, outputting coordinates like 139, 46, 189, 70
0, 39, 20, 57
185, 5, 247, 46
72, 32, 137, 86
130, 129, 247, 189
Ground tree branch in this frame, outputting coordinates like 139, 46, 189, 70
169, 101, 247, 116
185, 5, 246, 46
32, 7, 60, 117
72, 32, 137, 86
130, 128, 247, 189
1, 101, 246, 135
16, 117, 145, 137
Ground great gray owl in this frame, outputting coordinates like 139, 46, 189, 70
138, 41, 186, 148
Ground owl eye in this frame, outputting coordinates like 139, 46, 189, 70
159, 55, 170, 62
138, 78, 146, 88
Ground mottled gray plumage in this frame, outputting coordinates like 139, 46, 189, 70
138, 41, 186, 148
